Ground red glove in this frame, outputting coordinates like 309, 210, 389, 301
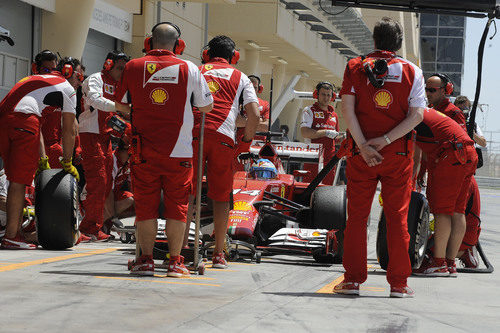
235, 135, 252, 156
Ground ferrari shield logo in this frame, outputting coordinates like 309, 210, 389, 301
147, 63, 157, 74
205, 64, 213, 70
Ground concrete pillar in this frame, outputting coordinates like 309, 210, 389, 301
41, 0, 96, 58
242, 48, 260, 75
272, 63, 287, 104
124, 0, 156, 59
282, 77, 307, 141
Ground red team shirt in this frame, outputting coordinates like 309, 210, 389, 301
115, 49, 213, 158
300, 102, 339, 157
114, 49, 212, 221
433, 98, 466, 130
194, 58, 258, 143
236, 97, 270, 141
0, 74, 76, 118
415, 108, 477, 215
340, 50, 427, 150
0, 74, 76, 184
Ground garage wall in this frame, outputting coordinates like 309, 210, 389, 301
0, 0, 33, 99
81, 28, 117, 75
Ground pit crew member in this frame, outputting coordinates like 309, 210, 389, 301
234, 74, 270, 171
426, 73, 466, 129
79, 51, 130, 241
190, 35, 259, 268
454, 95, 484, 267
412, 108, 477, 276
103, 142, 134, 230
300, 82, 343, 185
337, 17, 426, 297
454, 95, 487, 148
0, 57, 80, 249
115, 22, 213, 276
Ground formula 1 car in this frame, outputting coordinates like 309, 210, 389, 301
200, 133, 348, 264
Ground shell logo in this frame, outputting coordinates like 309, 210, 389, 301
373, 89, 393, 109
312, 231, 321, 236
207, 81, 220, 94
233, 201, 251, 211
150, 88, 168, 105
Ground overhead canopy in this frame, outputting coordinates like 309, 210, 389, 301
330, 0, 500, 17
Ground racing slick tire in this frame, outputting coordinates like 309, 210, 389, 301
311, 185, 347, 230
376, 191, 430, 271
35, 169, 79, 250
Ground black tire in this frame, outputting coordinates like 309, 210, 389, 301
311, 186, 346, 230
376, 191, 430, 270
35, 169, 79, 250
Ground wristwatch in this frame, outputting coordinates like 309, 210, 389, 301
383, 134, 391, 145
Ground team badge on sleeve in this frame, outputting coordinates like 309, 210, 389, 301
147, 63, 157, 74
151, 88, 168, 105
205, 64, 213, 70
373, 89, 393, 109
104, 83, 115, 95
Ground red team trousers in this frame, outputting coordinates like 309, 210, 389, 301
344, 148, 413, 288
79, 133, 113, 234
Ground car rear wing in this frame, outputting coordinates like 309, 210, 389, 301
249, 140, 323, 164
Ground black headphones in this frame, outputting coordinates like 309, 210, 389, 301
362, 56, 389, 88
143, 22, 185, 55
33, 50, 57, 74
313, 81, 336, 101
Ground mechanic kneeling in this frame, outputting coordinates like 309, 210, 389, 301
337, 17, 426, 297
115, 22, 213, 276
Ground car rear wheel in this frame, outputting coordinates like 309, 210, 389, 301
376, 191, 430, 270
36, 169, 79, 250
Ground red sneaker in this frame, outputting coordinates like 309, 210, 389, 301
167, 255, 190, 278
130, 255, 154, 276
413, 257, 449, 277
333, 280, 360, 295
1, 235, 37, 250
88, 230, 111, 242
75, 232, 92, 245
446, 259, 457, 278
212, 252, 228, 269
459, 247, 479, 268
390, 285, 415, 298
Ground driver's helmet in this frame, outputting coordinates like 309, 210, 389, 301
250, 159, 277, 179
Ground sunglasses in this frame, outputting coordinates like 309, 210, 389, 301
425, 87, 443, 93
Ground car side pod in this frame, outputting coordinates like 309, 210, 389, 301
376, 191, 430, 271
36, 169, 79, 250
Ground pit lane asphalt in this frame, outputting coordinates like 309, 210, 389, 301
1, 188, 499, 333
